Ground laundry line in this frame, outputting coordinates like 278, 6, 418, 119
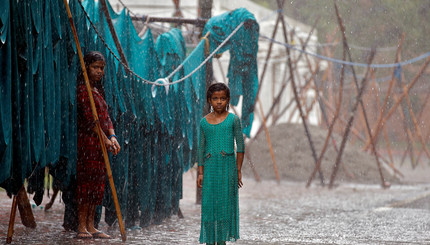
78, 0, 244, 87
260, 34, 430, 68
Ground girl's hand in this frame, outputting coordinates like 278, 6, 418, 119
104, 138, 114, 152
110, 137, 121, 155
197, 173, 203, 188
238, 170, 243, 188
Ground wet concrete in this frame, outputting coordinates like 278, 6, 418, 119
1, 170, 430, 244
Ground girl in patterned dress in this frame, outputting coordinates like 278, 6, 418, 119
76, 51, 121, 239
197, 83, 245, 245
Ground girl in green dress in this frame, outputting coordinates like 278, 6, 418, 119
197, 83, 245, 245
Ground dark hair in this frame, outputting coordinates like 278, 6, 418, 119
84, 51, 105, 66
206, 82, 230, 104
77, 51, 106, 97
77, 51, 106, 84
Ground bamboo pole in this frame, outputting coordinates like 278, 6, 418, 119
131, 15, 208, 27
412, 90, 430, 166
400, 71, 430, 160
63, 0, 126, 241
332, 2, 388, 188
361, 35, 405, 153
308, 48, 354, 180
100, 0, 130, 69
241, 5, 319, 183
392, 89, 418, 166
319, 95, 404, 177
306, 30, 346, 187
415, 127, 430, 167
258, 99, 280, 183
6, 195, 18, 244
275, 67, 319, 125
364, 60, 430, 152
373, 73, 395, 165
254, 16, 319, 139
328, 50, 376, 188
255, 13, 281, 101
368, 56, 430, 153
277, 0, 325, 185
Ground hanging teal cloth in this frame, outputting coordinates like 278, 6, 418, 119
138, 30, 159, 128
43, 0, 61, 166
203, 8, 259, 137
1, 0, 34, 195
155, 28, 186, 136
0, 0, 12, 185
0, 0, 9, 44
0, 0, 213, 226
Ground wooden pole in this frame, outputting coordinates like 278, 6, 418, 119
277, 0, 325, 185
306, 31, 346, 188
415, 127, 430, 167
253, 13, 281, 126
258, 99, 280, 183
309, 51, 354, 180
391, 89, 418, 166
63, 0, 126, 241
373, 73, 395, 166
131, 15, 207, 26
255, 14, 281, 101
332, 2, 388, 188
319, 95, 404, 177
328, 50, 376, 188
196, 25, 212, 204
400, 71, 430, 160
6, 195, 18, 244
274, 67, 319, 125
367, 56, 430, 151
254, 16, 319, 139
412, 90, 430, 166
371, 33, 405, 143
99, 0, 130, 69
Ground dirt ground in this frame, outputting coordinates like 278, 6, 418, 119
1, 123, 430, 244
243, 123, 422, 185
1, 169, 430, 244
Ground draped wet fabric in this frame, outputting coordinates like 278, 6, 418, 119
0, 0, 258, 228
0, 0, 12, 185
203, 8, 259, 137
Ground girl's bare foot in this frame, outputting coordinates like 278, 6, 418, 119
91, 230, 111, 239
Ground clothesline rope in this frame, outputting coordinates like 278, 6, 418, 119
163, 22, 244, 85
77, 0, 244, 86
260, 34, 430, 68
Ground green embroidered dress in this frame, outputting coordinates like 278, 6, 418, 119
198, 113, 245, 244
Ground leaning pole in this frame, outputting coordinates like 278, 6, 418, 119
63, 0, 127, 241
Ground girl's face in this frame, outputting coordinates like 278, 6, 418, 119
87, 60, 105, 84
209, 90, 229, 114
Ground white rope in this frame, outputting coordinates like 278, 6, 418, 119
160, 21, 245, 86
151, 21, 244, 95
78, 0, 245, 87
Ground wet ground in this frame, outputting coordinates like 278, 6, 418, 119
1, 167, 430, 244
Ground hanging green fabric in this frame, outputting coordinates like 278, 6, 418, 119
0, 0, 12, 185
0, 0, 259, 229
155, 28, 187, 136
43, 0, 61, 165
203, 8, 259, 137
2, 0, 34, 195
